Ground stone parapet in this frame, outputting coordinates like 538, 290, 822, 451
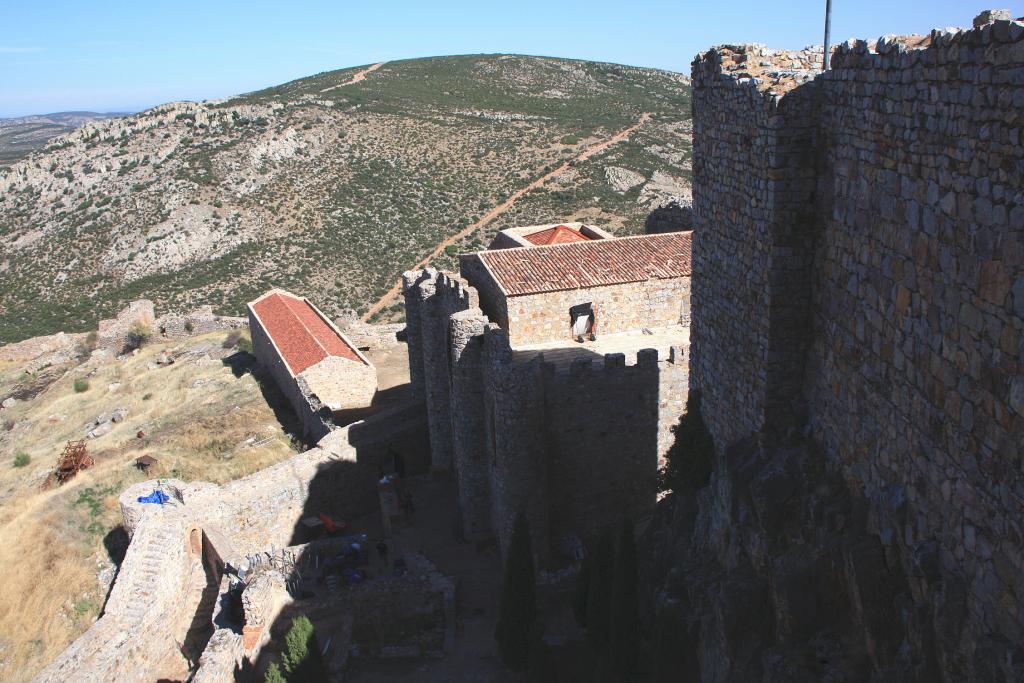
690, 11, 1024, 677
407, 269, 689, 564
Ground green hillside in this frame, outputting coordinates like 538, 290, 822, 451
0, 55, 692, 343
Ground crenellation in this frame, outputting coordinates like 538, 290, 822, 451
690, 11, 1024, 676
408, 262, 690, 564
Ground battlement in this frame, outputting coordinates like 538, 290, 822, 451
404, 267, 689, 560
690, 9, 1024, 673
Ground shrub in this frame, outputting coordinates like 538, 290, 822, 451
73, 378, 90, 393
77, 330, 99, 359
123, 322, 152, 352
236, 336, 253, 354
222, 330, 241, 348
281, 615, 327, 682
184, 320, 195, 333
264, 663, 286, 683
659, 390, 714, 494
13, 452, 30, 468
495, 511, 537, 670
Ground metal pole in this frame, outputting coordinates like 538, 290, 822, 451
823, 0, 833, 70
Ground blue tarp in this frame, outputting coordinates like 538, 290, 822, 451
137, 490, 170, 505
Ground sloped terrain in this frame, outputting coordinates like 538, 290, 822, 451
0, 331, 298, 681
0, 55, 691, 342
0, 112, 126, 167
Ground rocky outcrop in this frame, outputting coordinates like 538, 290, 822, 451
605, 166, 646, 192
644, 197, 693, 234
643, 436, 1008, 681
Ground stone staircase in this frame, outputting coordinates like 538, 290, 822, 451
115, 519, 184, 624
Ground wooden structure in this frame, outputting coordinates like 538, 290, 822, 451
43, 440, 95, 488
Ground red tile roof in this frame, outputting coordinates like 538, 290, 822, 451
523, 225, 592, 246
476, 232, 692, 296
251, 291, 364, 375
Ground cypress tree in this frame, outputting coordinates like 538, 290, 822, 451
585, 527, 615, 650
282, 615, 328, 682
264, 663, 286, 683
609, 519, 639, 677
495, 511, 537, 670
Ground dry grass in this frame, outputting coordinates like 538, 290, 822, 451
0, 332, 298, 681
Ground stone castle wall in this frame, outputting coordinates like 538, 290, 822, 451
457, 254, 509, 328
808, 28, 1024, 643
691, 49, 819, 447
404, 268, 689, 563
691, 14, 1024, 674
37, 406, 430, 682
155, 305, 247, 338
400, 269, 478, 472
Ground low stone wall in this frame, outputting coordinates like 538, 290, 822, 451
97, 299, 156, 353
37, 405, 430, 681
0, 299, 157, 367
35, 505, 198, 682
0, 330, 86, 364
275, 550, 454, 659
156, 305, 247, 338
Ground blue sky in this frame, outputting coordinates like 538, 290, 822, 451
0, 0, 1009, 117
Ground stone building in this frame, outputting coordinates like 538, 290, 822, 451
248, 289, 377, 440
678, 9, 1024, 678
404, 230, 692, 563
461, 232, 692, 345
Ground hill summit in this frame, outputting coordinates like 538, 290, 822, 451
0, 54, 692, 344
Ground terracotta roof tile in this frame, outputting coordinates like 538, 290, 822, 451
523, 225, 593, 246
476, 232, 691, 296
251, 291, 364, 375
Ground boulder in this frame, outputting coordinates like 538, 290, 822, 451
87, 421, 113, 439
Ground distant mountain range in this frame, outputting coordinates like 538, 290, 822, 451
0, 111, 129, 166
0, 55, 692, 344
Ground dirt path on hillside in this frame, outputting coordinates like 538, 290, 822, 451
361, 112, 652, 321
320, 61, 386, 92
